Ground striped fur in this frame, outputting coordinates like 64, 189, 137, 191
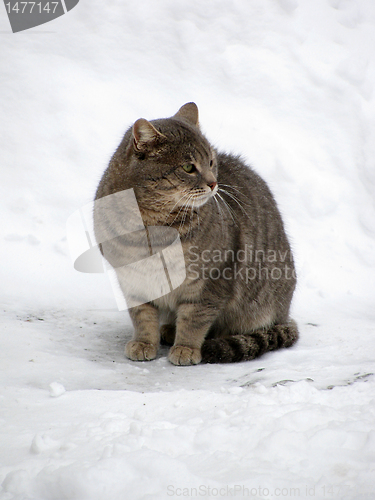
94, 103, 299, 366
201, 321, 299, 364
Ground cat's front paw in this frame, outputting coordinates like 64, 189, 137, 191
168, 345, 202, 366
125, 340, 158, 361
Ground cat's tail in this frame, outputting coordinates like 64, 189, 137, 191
201, 320, 299, 364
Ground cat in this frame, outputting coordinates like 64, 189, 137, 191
94, 102, 298, 365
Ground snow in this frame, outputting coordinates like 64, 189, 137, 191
1, 0, 375, 498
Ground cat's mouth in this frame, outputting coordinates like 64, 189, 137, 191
190, 185, 218, 207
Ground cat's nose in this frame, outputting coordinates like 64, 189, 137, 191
208, 181, 217, 191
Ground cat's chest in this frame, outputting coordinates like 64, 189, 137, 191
152, 274, 204, 312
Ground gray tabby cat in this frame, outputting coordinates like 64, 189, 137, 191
94, 102, 298, 365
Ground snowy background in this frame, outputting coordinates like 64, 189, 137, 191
1, 0, 375, 498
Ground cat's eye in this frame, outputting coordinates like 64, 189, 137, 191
182, 163, 196, 173
209, 160, 213, 168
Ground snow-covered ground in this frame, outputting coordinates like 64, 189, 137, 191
1, 0, 375, 498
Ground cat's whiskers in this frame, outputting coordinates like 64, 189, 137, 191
216, 192, 237, 225
218, 187, 250, 218
219, 183, 245, 196
193, 202, 200, 232
164, 190, 204, 235
159, 196, 178, 210
213, 196, 225, 233
187, 198, 196, 239
188, 187, 212, 208
179, 194, 194, 233
164, 192, 192, 227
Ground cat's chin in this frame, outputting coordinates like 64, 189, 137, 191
190, 196, 210, 208
190, 190, 217, 208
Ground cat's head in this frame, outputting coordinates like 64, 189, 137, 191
124, 103, 218, 213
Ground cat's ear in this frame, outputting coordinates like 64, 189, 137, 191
132, 118, 166, 151
173, 102, 199, 127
